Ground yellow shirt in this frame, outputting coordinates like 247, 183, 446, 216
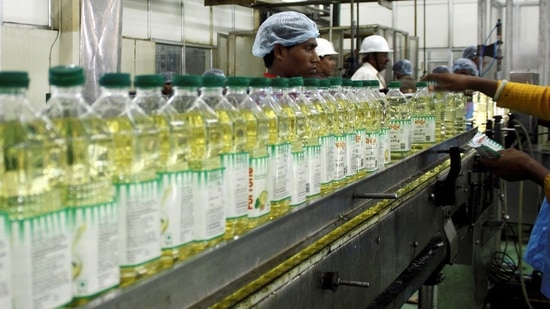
495, 81, 550, 200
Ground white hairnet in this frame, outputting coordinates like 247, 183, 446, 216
252, 11, 319, 57
452, 58, 478, 76
392, 59, 413, 75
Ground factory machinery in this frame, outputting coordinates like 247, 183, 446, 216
86, 128, 504, 308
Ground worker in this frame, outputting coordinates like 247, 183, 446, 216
392, 59, 416, 94
202, 68, 226, 78
351, 35, 393, 89
422, 72, 550, 297
432, 65, 451, 74
252, 11, 320, 78
452, 58, 478, 122
161, 71, 174, 98
462, 45, 486, 74
315, 38, 338, 78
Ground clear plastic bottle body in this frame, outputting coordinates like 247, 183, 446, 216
432, 91, 448, 142
341, 84, 359, 182
385, 84, 412, 161
360, 85, 381, 173
1, 80, 72, 309
350, 85, 370, 179
203, 86, 249, 239
410, 84, 436, 151
367, 85, 390, 167
273, 85, 306, 207
304, 85, 335, 195
259, 87, 291, 219
245, 85, 271, 228
451, 92, 467, 134
327, 84, 350, 188
293, 89, 322, 199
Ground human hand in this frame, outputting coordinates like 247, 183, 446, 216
421, 73, 472, 92
479, 148, 549, 185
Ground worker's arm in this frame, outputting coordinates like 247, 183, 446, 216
480, 148, 550, 200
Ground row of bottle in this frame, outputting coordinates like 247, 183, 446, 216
0, 67, 469, 309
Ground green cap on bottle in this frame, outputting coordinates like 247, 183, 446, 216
173, 75, 201, 88
270, 78, 289, 88
388, 81, 401, 88
303, 78, 320, 87
99, 73, 131, 88
201, 75, 225, 88
49, 65, 85, 87
249, 77, 270, 88
225, 76, 250, 87
0, 71, 30, 88
133, 74, 164, 88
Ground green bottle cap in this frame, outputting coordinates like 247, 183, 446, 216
288, 77, 304, 87
270, 78, 289, 88
249, 77, 270, 88
352, 80, 363, 88
303, 78, 320, 87
388, 81, 401, 88
134, 74, 164, 88
99, 73, 131, 87
225, 76, 250, 87
364, 80, 379, 87
0, 71, 30, 88
342, 78, 353, 86
329, 77, 343, 86
319, 79, 331, 88
173, 75, 201, 88
416, 81, 428, 88
49, 65, 85, 87
201, 75, 225, 88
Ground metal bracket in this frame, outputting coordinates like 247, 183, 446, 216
432, 147, 462, 206
321, 271, 370, 292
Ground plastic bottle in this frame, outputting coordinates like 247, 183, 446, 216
432, 89, 448, 142
183, 75, 226, 251
245, 77, 271, 228
1, 71, 71, 308
361, 81, 381, 173
451, 92, 467, 134
0, 211, 10, 309
258, 78, 291, 218
202, 75, 249, 240
160, 75, 200, 260
303, 78, 335, 194
365, 80, 390, 167
271, 78, 306, 207
351, 80, 369, 179
292, 77, 322, 199
385, 81, 412, 161
327, 77, 349, 189
410, 81, 436, 151
341, 78, 358, 182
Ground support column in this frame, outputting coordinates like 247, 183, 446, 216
52, 0, 80, 65
539, 0, 550, 85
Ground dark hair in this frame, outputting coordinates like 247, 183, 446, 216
262, 44, 298, 68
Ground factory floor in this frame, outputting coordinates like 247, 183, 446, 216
400, 222, 549, 309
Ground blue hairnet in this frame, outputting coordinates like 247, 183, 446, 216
252, 11, 319, 57
432, 66, 450, 74
452, 58, 478, 76
202, 68, 226, 78
392, 59, 413, 75
462, 45, 478, 60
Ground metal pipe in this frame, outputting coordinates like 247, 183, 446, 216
539, 0, 550, 85
504, 0, 513, 81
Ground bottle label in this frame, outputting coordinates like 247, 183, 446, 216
0, 213, 12, 309
69, 200, 120, 299
412, 115, 436, 143
289, 151, 307, 206
193, 168, 225, 241
116, 179, 161, 267
305, 145, 322, 197
365, 131, 379, 172
11, 209, 72, 309
268, 143, 291, 202
222, 152, 250, 219
248, 156, 270, 219
319, 134, 335, 185
389, 119, 412, 152
158, 171, 194, 250
346, 132, 358, 177
356, 129, 366, 172
333, 135, 347, 181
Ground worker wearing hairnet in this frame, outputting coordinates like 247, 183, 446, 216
315, 38, 338, 78
452, 58, 478, 77
392, 59, 416, 94
432, 65, 451, 74
351, 35, 393, 89
202, 68, 226, 78
462, 45, 486, 73
252, 11, 320, 78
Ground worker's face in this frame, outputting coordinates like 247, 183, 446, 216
369, 53, 390, 72
275, 38, 320, 78
317, 55, 337, 78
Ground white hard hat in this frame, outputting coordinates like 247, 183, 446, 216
359, 35, 393, 53
315, 38, 338, 57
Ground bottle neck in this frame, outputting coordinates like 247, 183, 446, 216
135, 87, 162, 97
201, 86, 224, 97
173, 86, 199, 97
100, 86, 130, 97
0, 87, 30, 120
50, 84, 84, 97
225, 86, 248, 95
